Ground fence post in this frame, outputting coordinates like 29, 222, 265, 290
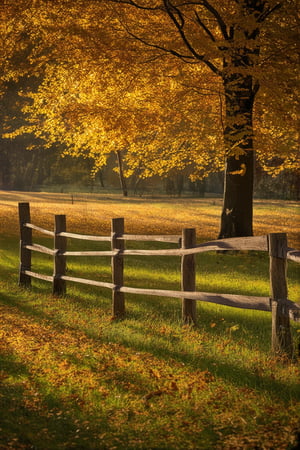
181, 228, 196, 324
18, 202, 32, 287
111, 218, 125, 317
53, 214, 67, 296
268, 233, 293, 358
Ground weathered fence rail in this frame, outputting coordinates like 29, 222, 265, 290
18, 202, 300, 358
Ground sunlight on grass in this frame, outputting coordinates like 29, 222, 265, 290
0, 192, 299, 449
0, 190, 299, 246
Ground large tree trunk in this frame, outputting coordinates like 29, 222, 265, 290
218, 73, 255, 238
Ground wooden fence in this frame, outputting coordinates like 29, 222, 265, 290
18, 202, 300, 358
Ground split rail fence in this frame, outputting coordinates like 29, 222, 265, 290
18, 202, 300, 358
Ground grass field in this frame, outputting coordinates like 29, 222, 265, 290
0, 191, 299, 449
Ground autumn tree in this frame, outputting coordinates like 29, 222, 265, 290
4, 1, 224, 195
1, 0, 299, 234
106, 0, 299, 237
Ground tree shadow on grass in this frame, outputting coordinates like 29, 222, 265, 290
103, 312, 300, 403
2, 284, 300, 408
0, 347, 106, 449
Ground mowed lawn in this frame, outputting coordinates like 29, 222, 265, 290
0, 190, 299, 449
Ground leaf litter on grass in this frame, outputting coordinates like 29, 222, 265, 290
0, 192, 300, 448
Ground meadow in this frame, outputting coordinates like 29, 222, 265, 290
0, 191, 299, 449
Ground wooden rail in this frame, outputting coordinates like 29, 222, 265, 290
18, 202, 300, 358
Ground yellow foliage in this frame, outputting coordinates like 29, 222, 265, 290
1, 0, 299, 181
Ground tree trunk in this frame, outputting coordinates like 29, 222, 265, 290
116, 150, 128, 197
98, 169, 105, 188
218, 73, 255, 238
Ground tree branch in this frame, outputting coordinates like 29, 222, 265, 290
201, 1, 229, 40
257, 3, 282, 23
164, 0, 185, 28
125, 27, 196, 62
194, 10, 216, 42
163, 0, 221, 74
110, 0, 163, 11
111, 0, 221, 75
171, 1, 230, 40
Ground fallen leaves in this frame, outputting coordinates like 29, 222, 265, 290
0, 192, 299, 247
0, 192, 299, 448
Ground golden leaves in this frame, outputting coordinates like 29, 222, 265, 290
1, 0, 299, 192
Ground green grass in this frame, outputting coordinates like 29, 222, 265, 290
0, 196, 300, 449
